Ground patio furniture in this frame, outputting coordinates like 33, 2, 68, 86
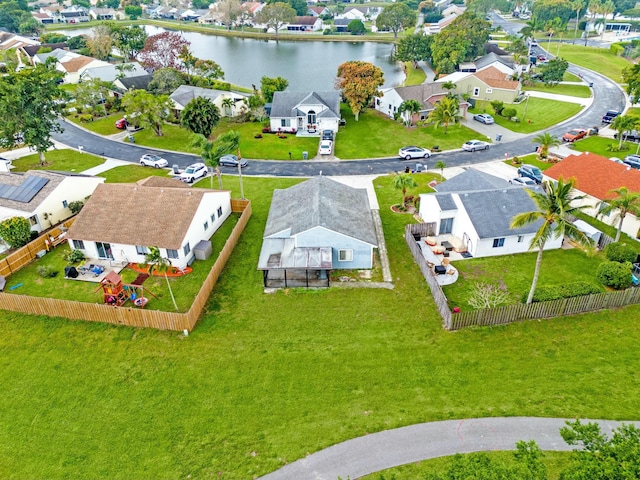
448, 236, 467, 253
442, 258, 451, 267
441, 240, 453, 252
432, 245, 445, 254
425, 236, 437, 246
434, 265, 447, 275
446, 269, 456, 276
427, 261, 435, 268
443, 251, 450, 258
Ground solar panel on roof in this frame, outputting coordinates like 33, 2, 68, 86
0, 176, 49, 203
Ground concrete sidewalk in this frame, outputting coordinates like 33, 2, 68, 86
81, 157, 132, 175
525, 90, 593, 106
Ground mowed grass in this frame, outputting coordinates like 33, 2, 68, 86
66, 113, 123, 136
572, 135, 638, 158
555, 43, 632, 82
2, 175, 640, 478
524, 82, 592, 98
403, 61, 427, 86
504, 153, 554, 171
9, 149, 105, 172
470, 98, 583, 134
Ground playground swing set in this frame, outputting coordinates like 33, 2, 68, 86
97, 271, 157, 308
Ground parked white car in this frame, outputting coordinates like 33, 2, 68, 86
398, 146, 431, 160
140, 153, 168, 168
319, 140, 333, 155
180, 162, 208, 183
462, 140, 490, 152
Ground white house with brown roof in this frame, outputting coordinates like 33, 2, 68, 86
34, 48, 110, 84
436, 66, 521, 103
0, 170, 104, 233
169, 85, 248, 117
66, 178, 232, 269
286, 16, 323, 31
307, 6, 330, 17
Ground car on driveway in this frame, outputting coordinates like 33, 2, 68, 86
473, 113, 495, 124
614, 130, 640, 143
510, 177, 537, 187
321, 130, 334, 141
219, 154, 248, 168
602, 110, 621, 124
139, 153, 168, 168
462, 140, 490, 152
319, 139, 333, 155
180, 162, 208, 183
115, 118, 127, 129
624, 155, 640, 169
562, 128, 588, 142
517, 164, 543, 183
398, 146, 431, 160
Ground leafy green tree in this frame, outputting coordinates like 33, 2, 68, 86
426, 96, 461, 133
539, 57, 569, 84
66, 35, 87, 50
347, 19, 366, 35
260, 76, 289, 103
336, 61, 384, 121
0, 1, 31, 33
0, 63, 65, 165
532, 132, 561, 159
86, 24, 113, 61
255, 2, 296, 36
145, 246, 179, 311
180, 97, 221, 137
218, 0, 243, 29
622, 63, 640, 104
394, 34, 432, 63
148, 67, 186, 94
393, 173, 417, 205
511, 177, 592, 304
375, 3, 416, 38
0, 216, 31, 249
18, 16, 42, 36
74, 78, 111, 117
40, 32, 67, 43
533, 0, 574, 24
122, 90, 173, 136
221, 97, 235, 116
107, 24, 146, 61
398, 99, 422, 126
124, 5, 141, 19
598, 187, 640, 241
597, 260, 634, 289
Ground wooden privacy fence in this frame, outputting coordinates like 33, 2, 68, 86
405, 224, 640, 331
0, 200, 251, 331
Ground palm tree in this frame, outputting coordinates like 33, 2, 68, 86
600, 0, 615, 41
398, 99, 422, 126
215, 130, 244, 199
571, 0, 585, 43
191, 134, 225, 190
442, 81, 457, 97
435, 160, 447, 177
610, 115, 639, 149
392, 172, 417, 206
221, 97, 235, 117
427, 96, 461, 134
511, 177, 593, 304
598, 187, 640, 242
532, 132, 561, 159
145, 246, 179, 311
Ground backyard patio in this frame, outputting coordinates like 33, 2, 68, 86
416, 235, 464, 286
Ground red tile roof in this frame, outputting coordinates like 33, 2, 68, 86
544, 152, 640, 200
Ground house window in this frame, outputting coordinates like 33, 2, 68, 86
517, 235, 524, 243
376, 98, 380, 106
493, 238, 505, 248
280, 119, 290, 127
203, 221, 209, 231
307, 110, 316, 125
136, 245, 148, 255
439, 218, 453, 235
388, 104, 392, 110
599, 202, 611, 217
210, 213, 215, 222
183, 242, 191, 256
28, 215, 37, 226
473, 87, 480, 96
73, 239, 85, 249
486, 88, 493, 94
338, 249, 353, 262
217, 206, 223, 217
62, 200, 68, 208
167, 249, 179, 259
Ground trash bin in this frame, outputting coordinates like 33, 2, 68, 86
302, 151, 308, 160
128, 134, 135, 143
172, 164, 180, 175
496, 134, 502, 142
589, 82, 594, 88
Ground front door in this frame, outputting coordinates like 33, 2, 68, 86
96, 242, 113, 259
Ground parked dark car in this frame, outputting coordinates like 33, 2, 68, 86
602, 110, 621, 124
624, 155, 640, 169
321, 130, 334, 141
615, 130, 640, 143
517, 164, 543, 184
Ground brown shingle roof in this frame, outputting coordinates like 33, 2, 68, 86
136, 176, 190, 188
545, 152, 640, 200
61, 56, 95, 73
293, 16, 319, 25
395, 83, 447, 107
474, 66, 519, 90
67, 181, 216, 249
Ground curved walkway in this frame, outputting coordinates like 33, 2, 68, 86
258, 417, 640, 480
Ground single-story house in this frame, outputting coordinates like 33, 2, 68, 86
436, 66, 521, 103
89, 7, 124, 20
32, 12, 55, 24
66, 177, 232, 269
458, 52, 516, 75
336, 7, 367, 21
258, 176, 378, 288
0, 170, 104, 233
286, 16, 323, 32
0, 32, 40, 52
80, 62, 148, 83
545, 152, 640, 240
333, 18, 352, 33
113, 74, 152, 94
169, 85, 248, 117
419, 169, 563, 258
34, 48, 110, 84
374, 83, 469, 123
308, 6, 330, 17
59, 6, 90, 23
269, 91, 341, 134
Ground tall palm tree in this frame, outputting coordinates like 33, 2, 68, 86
398, 99, 422, 126
442, 81, 457, 97
598, 187, 640, 242
392, 172, 417, 206
571, 0, 585, 43
427, 96, 461, 134
191, 134, 225, 189
610, 114, 639, 149
214, 130, 244, 199
532, 132, 561, 159
221, 97, 235, 117
511, 177, 593, 304
435, 160, 447, 177
145, 246, 179, 311
600, 0, 615, 41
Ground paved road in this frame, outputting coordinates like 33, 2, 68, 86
258, 417, 640, 480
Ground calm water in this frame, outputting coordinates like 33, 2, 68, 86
56, 25, 404, 91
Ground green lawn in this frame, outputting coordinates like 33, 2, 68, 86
66, 113, 123, 136
563, 71, 582, 82
628, 107, 640, 116
98, 164, 175, 183
403, 61, 427, 86
470, 98, 583, 134
10, 149, 105, 173
554, 43, 632, 83
2, 174, 640, 479
442, 248, 605, 312
504, 153, 554, 171
572, 136, 638, 158
524, 83, 591, 98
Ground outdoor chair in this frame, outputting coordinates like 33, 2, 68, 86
442, 258, 450, 267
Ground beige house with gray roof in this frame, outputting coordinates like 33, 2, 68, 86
66, 178, 231, 269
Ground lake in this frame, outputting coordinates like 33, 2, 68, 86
55, 25, 404, 91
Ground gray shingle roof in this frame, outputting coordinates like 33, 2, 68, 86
116, 74, 152, 91
264, 176, 377, 246
475, 52, 513, 70
270, 91, 340, 119
435, 193, 457, 211
170, 85, 228, 109
435, 169, 510, 193
394, 83, 447, 108
458, 188, 544, 238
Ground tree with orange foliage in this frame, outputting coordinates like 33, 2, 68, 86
336, 61, 384, 122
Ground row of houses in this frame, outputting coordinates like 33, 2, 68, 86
32, 5, 125, 24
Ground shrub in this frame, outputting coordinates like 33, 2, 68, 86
77, 113, 93, 123
596, 261, 633, 289
63, 249, 85, 264
68, 200, 84, 214
262, 127, 271, 133
610, 43, 624, 56
525, 282, 604, 303
490, 100, 504, 115
605, 242, 638, 263
502, 107, 517, 118
37, 265, 58, 278
0, 216, 31, 248
511, 156, 521, 165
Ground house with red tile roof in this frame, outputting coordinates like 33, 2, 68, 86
545, 152, 640, 239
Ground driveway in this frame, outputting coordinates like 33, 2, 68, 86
258, 417, 640, 480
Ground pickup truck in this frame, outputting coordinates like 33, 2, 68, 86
614, 130, 640, 143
